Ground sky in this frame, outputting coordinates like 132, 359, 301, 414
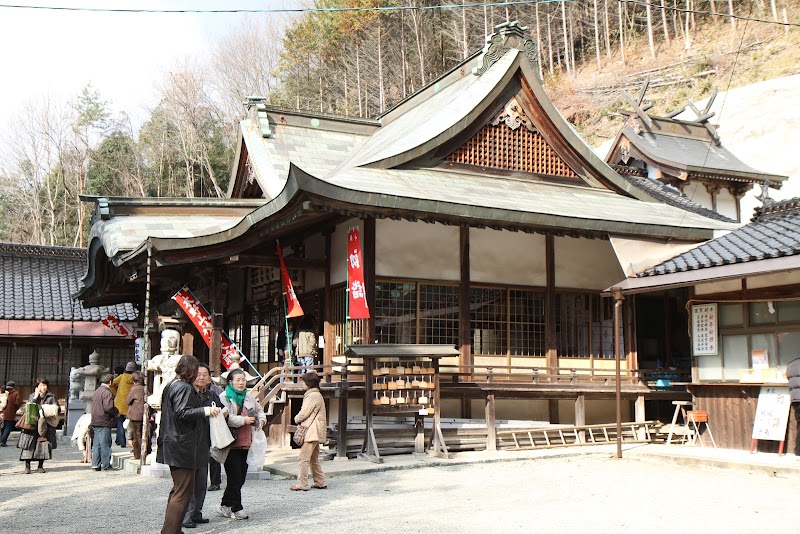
0, 0, 295, 128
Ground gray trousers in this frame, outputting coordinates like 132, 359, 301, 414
183, 465, 209, 523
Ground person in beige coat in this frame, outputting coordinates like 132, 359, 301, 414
291, 372, 327, 491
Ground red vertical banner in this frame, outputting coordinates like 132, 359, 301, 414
347, 227, 370, 319
172, 287, 236, 369
277, 241, 304, 318
101, 315, 136, 338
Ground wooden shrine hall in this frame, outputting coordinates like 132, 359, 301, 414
77, 22, 764, 453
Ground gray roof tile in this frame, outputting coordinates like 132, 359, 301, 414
0, 243, 137, 321
642, 198, 800, 276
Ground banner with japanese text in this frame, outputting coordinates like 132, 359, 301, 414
172, 287, 237, 369
277, 241, 304, 318
101, 315, 136, 338
347, 227, 370, 319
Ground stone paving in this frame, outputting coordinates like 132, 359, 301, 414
0, 428, 798, 533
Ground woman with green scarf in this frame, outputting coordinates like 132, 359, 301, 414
217, 368, 266, 521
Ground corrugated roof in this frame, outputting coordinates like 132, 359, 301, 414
0, 243, 137, 321
642, 198, 800, 276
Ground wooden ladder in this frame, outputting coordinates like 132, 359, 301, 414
498, 421, 662, 450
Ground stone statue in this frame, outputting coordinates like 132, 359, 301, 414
146, 328, 182, 408
68, 367, 82, 400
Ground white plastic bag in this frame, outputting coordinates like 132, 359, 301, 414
247, 427, 267, 471
209, 411, 234, 449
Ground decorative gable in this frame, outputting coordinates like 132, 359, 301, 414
445, 97, 577, 178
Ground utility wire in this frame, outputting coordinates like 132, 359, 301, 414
620, 0, 800, 29
0, 1, 568, 14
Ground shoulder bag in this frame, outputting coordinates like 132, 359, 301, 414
293, 410, 319, 446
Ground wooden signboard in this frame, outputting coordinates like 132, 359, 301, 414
750, 386, 791, 454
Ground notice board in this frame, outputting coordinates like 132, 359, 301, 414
751, 386, 791, 441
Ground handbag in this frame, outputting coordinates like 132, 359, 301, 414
24, 402, 40, 426
293, 410, 319, 446
230, 406, 253, 449
15, 417, 33, 431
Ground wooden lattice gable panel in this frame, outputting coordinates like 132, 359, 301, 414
445, 96, 578, 179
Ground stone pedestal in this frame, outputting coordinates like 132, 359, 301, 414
65, 400, 88, 437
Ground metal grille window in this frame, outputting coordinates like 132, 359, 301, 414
36, 346, 61, 383
470, 287, 506, 355
556, 293, 592, 358
227, 313, 244, 347
509, 289, 545, 356
8, 344, 33, 385
0, 344, 8, 384
419, 284, 459, 345
375, 282, 417, 344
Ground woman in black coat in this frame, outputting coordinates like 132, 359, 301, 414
18, 377, 58, 474
157, 355, 220, 534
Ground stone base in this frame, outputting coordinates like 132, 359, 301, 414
65, 400, 88, 437
141, 461, 172, 479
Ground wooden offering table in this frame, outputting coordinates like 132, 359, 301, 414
345, 344, 459, 463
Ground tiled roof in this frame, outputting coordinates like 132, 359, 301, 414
641, 198, 800, 276
613, 167, 736, 223
0, 242, 137, 321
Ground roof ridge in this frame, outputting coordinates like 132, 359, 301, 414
0, 242, 86, 258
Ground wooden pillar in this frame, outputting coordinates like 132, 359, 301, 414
626, 294, 637, 372
548, 399, 560, 424
459, 224, 471, 388
485, 393, 497, 451
364, 218, 376, 344
663, 294, 671, 367
575, 394, 586, 443
337, 365, 349, 459
181, 332, 194, 356
635, 395, 646, 440
323, 230, 333, 371
545, 235, 557, 375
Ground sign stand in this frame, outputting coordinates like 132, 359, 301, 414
750, 386, 791, 455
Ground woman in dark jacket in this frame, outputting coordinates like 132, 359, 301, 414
18, 377, 58, 474
126, 371, 146, 459
157, 355, 220, 534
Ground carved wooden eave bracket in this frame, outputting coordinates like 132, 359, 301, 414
490, 96, 536, 132
472, 20, 541, 81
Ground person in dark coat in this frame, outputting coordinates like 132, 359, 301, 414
126, 371, 147, 460
91, 374, 118, 471
18, 378, 59, 474
1, 380, 23, 446
786, 356, 800, 456
182, 363, 222, 529
157, 355, 220, 534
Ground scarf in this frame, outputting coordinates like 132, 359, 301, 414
225, 384, 247, 408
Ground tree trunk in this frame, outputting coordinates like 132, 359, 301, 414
562, 1, 570, 75
356, 41, 363, 117
378, 25, 385, 113
646, 0, 656, 59
661, 0, 671, 45
728, 0, 737, 30
593, 0, 602, 69
547, 11, 554, 74
604, 0, 612, 59
535, 2, 544, 79
618, 1, 626, 64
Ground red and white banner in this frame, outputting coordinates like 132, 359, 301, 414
101, 315, 136, 338
172, 287, 237, 369
276, 241, 304, 318
347, 227, 370, 319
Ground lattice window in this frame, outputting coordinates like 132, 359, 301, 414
0, 344, 9, 384
556, 293, 592, 358
331, 286, 367, 356
470, 287, 507, 355
446, 122, 577, 178
591, 297, 624, 359
419, 284, 460, 345
509, 289, 546, 356
36, 346, 61, 384
8, 344, 33, 385
375, 282, 418, 344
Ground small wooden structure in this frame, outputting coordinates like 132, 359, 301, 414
346, 344, 457, 463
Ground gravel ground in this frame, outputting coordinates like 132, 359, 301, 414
0, 431, 796, 534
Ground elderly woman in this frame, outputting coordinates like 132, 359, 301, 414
218, 368, 266, 520
126, 371, 146, 459
18, 377, 59, 474
290, 372, 327, 491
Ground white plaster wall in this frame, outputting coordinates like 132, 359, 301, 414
684, 182, 713, 210
695, 279, 742, 295
716, 188, 739, 221
555, 237, 626, 289
747, 271, 800, 289
304, 233, 326, 292
331, 218, 360, 286
471, 228, 546, 286
376, 219, 460, 280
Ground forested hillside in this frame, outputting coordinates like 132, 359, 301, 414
1, 0, 799, 246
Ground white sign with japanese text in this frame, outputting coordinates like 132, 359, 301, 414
692, 304, 718, 356
752, 386, 791, 441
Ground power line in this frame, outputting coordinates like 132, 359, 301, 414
620, 0, 800, 29
0, 1, 568, 15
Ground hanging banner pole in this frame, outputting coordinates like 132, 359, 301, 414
277, 240, 304, 372
172, 286, 262, 378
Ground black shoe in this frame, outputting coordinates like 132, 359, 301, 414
208, 484, 221, 491
182, 522, 197, 529
0, 442, 6, 447
193, 518, 209, 524
92, 467, 101, 471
